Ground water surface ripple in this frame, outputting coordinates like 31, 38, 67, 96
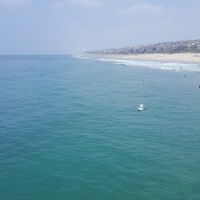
0, 55, 200, 199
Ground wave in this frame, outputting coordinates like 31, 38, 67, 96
75, 54, 200, 72
98, 58, 200, 72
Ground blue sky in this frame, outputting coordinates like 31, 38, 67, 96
0, 0, 200, 54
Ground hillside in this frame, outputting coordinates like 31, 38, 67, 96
86, 39, 200, 54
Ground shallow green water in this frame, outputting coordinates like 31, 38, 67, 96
0, 55, 200, 199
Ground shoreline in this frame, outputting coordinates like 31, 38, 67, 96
84, 53, 200, 64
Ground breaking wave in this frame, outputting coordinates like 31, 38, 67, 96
98, 58, 200, 72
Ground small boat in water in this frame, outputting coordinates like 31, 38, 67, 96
138, 104, 144, 111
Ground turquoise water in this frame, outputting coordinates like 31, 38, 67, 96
0, 55, 200, 199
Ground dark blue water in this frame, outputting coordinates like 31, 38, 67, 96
0, 55, 200, 199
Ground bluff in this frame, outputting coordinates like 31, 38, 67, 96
86, 39, 200, 54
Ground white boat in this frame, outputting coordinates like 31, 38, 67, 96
138, 104, 144, 111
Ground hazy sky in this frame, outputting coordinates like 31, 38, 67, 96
1, 0, 200, 54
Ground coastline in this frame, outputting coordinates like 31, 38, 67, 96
84, 53, 200, 64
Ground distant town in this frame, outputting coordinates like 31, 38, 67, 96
86, 39, 200, 54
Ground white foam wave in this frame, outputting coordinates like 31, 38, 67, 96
73, 54, 88, 59
99, 58, 200, 72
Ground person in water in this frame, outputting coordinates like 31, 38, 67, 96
142, 80, 144, 84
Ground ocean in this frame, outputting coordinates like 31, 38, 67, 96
0, 55, 200, 200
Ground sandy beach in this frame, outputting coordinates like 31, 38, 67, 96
86, 53, 200, 64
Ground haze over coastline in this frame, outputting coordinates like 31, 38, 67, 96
1, 0, 200, 55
